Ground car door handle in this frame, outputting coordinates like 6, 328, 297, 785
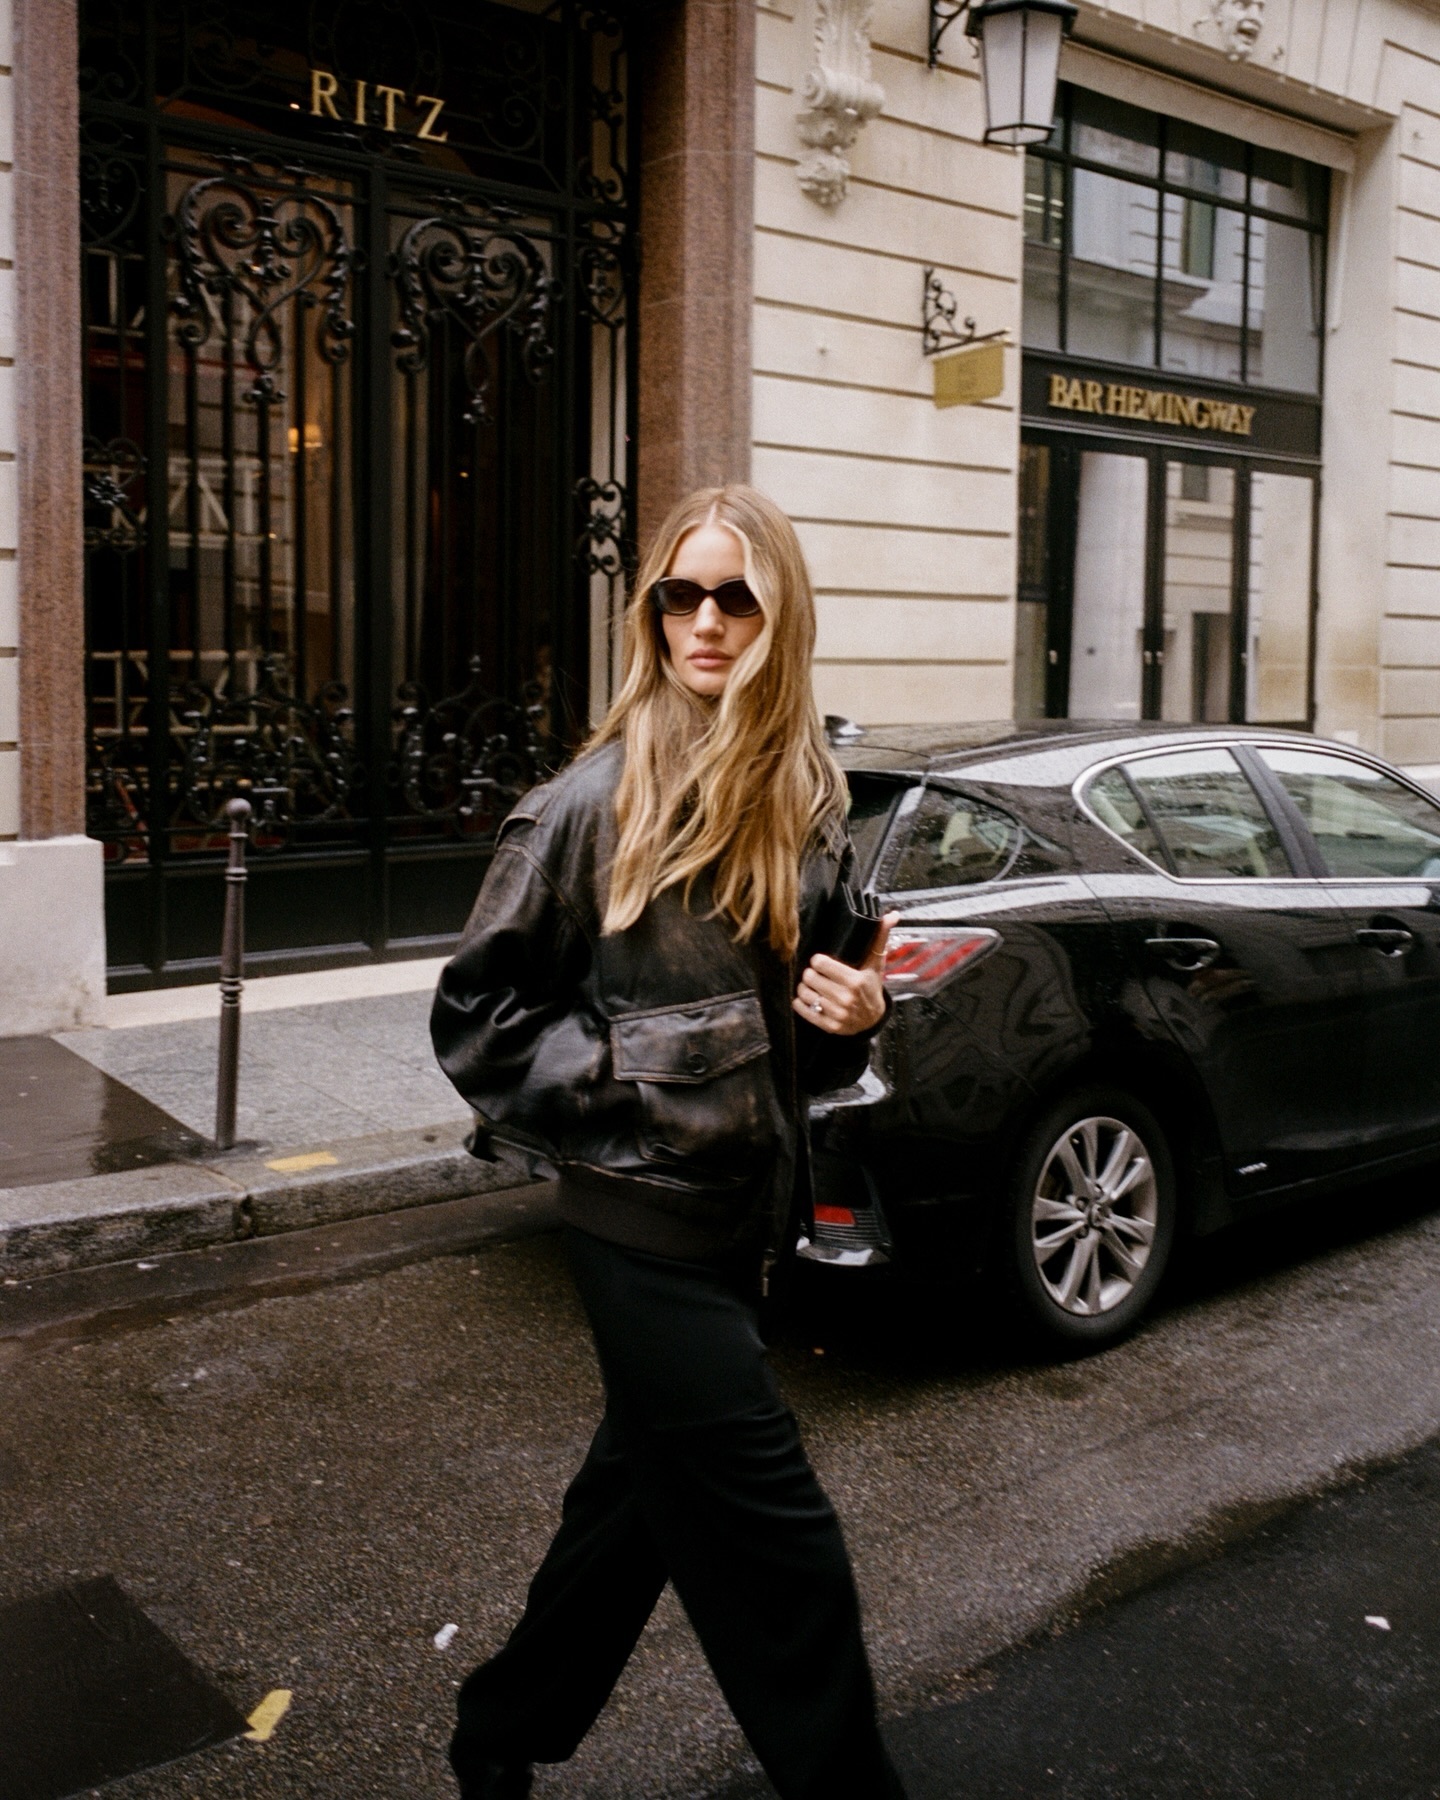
1355, 926, 1414, 956
1144, 936, 1221, 972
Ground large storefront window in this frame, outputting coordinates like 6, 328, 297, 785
1023, 89, 1327, 394
1017, 86, 1325, 729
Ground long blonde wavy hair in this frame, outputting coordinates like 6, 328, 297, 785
588, 484, 846, 958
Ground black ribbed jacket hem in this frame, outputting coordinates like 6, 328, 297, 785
556, 1169, 768, 1264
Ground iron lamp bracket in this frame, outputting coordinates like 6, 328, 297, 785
929, 0, 976, 66
922, 267, 1005, 357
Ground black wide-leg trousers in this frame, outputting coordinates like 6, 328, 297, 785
451, 1226, 906, 1800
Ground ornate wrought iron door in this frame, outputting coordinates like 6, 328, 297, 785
79, 0, 634, 986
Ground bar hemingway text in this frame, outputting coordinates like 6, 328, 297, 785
1047, 374, 1256, 437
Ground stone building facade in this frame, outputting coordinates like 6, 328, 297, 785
3, 0, 1440, 1027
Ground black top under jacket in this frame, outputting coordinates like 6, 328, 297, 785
430, 738, 879, 1261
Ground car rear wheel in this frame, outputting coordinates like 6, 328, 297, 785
1004, 1086, 1176, 1348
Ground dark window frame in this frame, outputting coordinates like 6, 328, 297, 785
1025, 84, 1329, 392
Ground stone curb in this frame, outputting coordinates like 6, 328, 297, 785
0, 1124, 537, 1280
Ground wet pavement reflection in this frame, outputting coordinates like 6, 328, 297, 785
0, 1037, 207, 1189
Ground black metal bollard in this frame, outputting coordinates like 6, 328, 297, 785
215, 797, 252, 1151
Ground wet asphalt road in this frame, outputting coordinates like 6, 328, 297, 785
719, 1436, 1440, 1800
8, 1168, 1440, 1798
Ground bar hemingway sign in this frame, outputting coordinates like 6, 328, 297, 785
1021, 356, 1320, 460
1047, 374, 1256, 437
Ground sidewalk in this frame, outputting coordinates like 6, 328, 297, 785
0, 961, 542, 1282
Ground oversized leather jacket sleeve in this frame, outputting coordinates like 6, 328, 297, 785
430, 819, 595, 1166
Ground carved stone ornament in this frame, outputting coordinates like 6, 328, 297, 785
1194, 0, 1265, 60
795, 0, 885, 207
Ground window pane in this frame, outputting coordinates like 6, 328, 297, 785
1070, 451, 1147, 720
1160, 193, 1244, 382
1247, 472, 1313, 722
1022, 154, 1063, 349
1068, 170, 1159, 364
1071, 88, 1159, 177
1246, 216, 1322, 392
1251, 147, 1327, 224
1162, 462, 1236, 723
1258, 749, 1440, 878
887, 787, 1022, 891
1127, 747, 1291, 878
1085, 767, 1167, 865
1163, 119, 1246, 203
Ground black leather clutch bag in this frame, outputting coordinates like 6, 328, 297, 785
813, 883, 884, 968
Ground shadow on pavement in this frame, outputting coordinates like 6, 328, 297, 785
717, 1431, 1440, 1799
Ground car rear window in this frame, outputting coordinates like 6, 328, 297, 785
1087, 748, 1291, 878
884, 786, 1023, 891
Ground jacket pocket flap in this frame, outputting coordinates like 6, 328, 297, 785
611, 991, 769, 1084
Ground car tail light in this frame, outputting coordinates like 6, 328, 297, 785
814, 1203, 856, 1227
883, 927, 1000, 998
799, 1191, 891, 1267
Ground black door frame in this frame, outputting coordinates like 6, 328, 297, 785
1021, 426, 1320, 729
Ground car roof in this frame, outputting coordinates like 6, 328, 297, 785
831, 720, 1333, 788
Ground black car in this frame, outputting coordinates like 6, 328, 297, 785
802, 721, 1440, 1346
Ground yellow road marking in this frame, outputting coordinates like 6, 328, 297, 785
265, 1150, 339, 1173
245, 1688, 293, 1742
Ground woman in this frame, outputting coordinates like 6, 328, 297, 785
431, 484, 907, 1800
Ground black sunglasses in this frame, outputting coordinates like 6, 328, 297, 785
651, 577, 762, 619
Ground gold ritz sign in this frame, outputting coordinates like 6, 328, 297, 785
309, 68, 449, 140
1047, 373, 1257, 438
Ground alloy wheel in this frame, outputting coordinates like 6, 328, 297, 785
1030, 1114, 1159, 1317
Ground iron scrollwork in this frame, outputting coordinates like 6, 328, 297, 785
575, 477, 628, 581
576, 235, 627, 327
176, 658, 361, 849
391, 205, 556, 426
169, 159, 357, 407
86, 738, 151, 863
79, 116, 144, 250
392, 657, 551, 836
921, 265, 1005, 357
83, 437, 146, 551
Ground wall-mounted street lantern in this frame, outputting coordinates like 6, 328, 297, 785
929, 0, 1078, 146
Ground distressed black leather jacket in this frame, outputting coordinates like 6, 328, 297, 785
430, 739, 875, 1263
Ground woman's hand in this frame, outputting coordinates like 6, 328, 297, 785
792, 912, 901, 1036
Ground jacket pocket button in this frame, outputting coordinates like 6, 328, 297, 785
686, 1052, 709, 1076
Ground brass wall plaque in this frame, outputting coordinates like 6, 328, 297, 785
933, 341, 1005, 409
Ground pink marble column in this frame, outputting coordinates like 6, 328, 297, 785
15, 0, 85, 839
635, 0, 755, 550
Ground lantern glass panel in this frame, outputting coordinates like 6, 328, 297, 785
980, 5, 1067, 147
